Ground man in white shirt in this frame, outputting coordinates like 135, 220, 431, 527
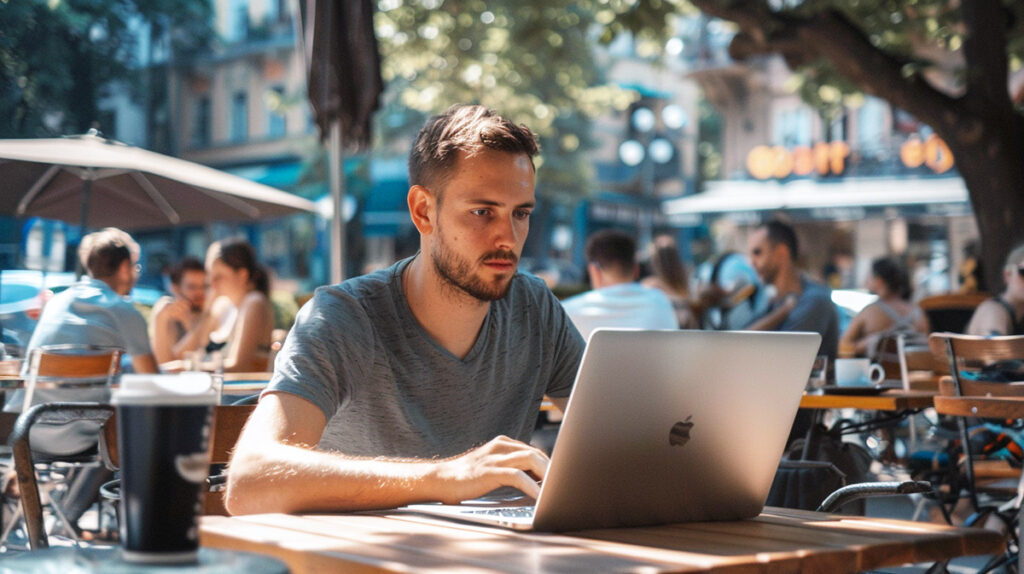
561, 230, 679, 340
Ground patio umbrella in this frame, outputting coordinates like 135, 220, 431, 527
299, 0, 383, 283
0, 130, 316, 231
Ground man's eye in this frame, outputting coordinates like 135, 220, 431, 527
514, 210, 532, 220
470, 209, 490, 216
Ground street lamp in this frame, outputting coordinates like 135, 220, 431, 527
618, 103, 688, 247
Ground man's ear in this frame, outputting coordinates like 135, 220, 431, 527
408, 185, 436, 235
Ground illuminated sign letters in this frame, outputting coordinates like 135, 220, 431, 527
746, 135, 954, 180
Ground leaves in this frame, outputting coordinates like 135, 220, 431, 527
0, 0, 212, 138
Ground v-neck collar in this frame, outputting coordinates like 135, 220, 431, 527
390, 256, 494, 364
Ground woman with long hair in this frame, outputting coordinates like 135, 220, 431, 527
202, 238, 275, 372
642, 236, 698, 329
839, 257, 929, 357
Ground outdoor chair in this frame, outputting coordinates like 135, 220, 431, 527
928, 333, 1024, 559
6, 403, 115, 550
1, 344, 121, 550
98, 404, 257, 521
918, 293, 989, 334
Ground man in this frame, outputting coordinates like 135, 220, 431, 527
226, 105, 585, 515
150, 256, 207, 364
967, 244, 1024, 336
745, 220, 839, 445
3, 227, 158, 527
745, 220, 839, 361
561, 229, 678, 340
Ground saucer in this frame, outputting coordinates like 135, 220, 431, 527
818, 385, 887, 396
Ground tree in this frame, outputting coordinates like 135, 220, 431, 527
684, 0, 1024, 291
373, 0, 679, 203
0, 0, 211, 140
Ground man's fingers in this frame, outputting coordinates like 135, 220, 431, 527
494, 449, 549, 481
501, 468, 541, 499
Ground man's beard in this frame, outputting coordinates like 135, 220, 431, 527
431, 232, 517, 302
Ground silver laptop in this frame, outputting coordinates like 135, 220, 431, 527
406, 329, 821, 531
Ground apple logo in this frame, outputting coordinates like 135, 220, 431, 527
669, 415, 694, 446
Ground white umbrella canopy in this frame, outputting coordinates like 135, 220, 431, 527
0, 131, 315, 230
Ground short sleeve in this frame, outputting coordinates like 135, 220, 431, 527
542, 288, 586, 398
119, 304, 153, 357
264, 287, 376, 421
783, 291, 837, 334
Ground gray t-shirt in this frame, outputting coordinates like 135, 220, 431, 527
266, 257, 586, 458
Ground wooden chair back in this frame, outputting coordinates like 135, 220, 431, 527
101, 404, 256, 515
929, 332, 1024, 513
929, 332, 1024, 390
873, 334, 906, 384
918, 293, 988, 334
27, 344, 122, 385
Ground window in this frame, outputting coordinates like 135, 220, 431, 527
191, 96, 211, 148
231, 92, 248, 143
266, 86, 286, 138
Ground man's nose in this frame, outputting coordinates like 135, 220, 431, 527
493, 215, 519, 251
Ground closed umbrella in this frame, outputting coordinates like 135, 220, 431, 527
298, 0, 383, 283
0, 130, 316, 230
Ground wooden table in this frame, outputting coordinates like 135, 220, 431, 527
200, 508, 1003, 573
800, 390, 936, 411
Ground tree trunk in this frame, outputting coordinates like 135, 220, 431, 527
943, 120, 1024, 293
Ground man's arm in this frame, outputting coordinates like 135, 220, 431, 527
131, 353, 159, 374
150, 303, 179, 364
746, 296, 797, 331
225, 392, 550, 515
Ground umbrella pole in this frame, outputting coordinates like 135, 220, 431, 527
329, 119, 346, 285
76, 179, 92, 280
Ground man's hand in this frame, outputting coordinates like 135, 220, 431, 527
429, 436, 549, 503
166, 298, 197, 326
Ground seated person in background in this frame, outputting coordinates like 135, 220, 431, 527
3, 227, 158, 526
150, 256, 208, 364
745, 220, 838, 444
562, 229, 679, 340
839, 257, 929, 358
745, 220, 839, 362
642, 235, 698, 329
200, 239, 275, 372
225, 104, 585, 515
967, 244, 1024, 336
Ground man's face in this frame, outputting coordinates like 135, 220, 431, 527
747, 227, 781, 285
174, 269, 207, 311
1005, 263, 1024, 301
428, 149, 535, 302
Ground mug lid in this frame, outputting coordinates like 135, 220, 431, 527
112, 373, 218, 406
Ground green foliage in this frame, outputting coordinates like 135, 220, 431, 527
0, 0, 212, 138
374, 0, 688, 203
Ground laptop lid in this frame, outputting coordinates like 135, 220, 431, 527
531, 329, 820, 531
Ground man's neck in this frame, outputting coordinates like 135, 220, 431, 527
773, 267, 803, 298
402, 255, 491, 359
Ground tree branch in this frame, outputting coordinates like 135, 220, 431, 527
690, 0, 963, 135
798, 10, 960, 133
960, 0, 1013, 118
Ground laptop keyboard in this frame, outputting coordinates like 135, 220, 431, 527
465, 506, 536, 519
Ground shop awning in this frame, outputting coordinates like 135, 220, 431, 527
662, 176, 969, 218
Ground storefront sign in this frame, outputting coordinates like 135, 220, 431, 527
746, 135, 955, 180
746, 142, 850, 180
899, 134, 954, 174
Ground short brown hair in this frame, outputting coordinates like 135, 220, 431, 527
408, 104, 540, 195
585, 229, 637, 277
78, 227, 140, 279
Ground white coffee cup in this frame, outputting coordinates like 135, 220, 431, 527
834, 358, 885, 387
